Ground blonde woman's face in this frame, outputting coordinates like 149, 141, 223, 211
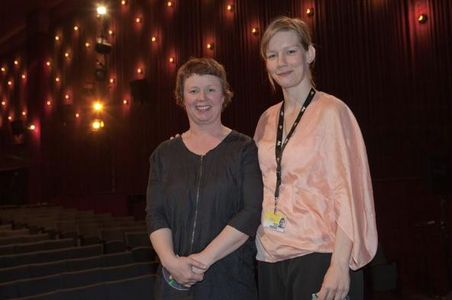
265, 30, 311, 89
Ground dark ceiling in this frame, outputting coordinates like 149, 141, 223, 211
0, 0, 62, 46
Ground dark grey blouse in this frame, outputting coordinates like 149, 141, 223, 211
146, 130, 263, 300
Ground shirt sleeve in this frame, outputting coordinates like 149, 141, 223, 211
324, 101, 378, 270
145, 146, 169, 234
228, 139, 263, 237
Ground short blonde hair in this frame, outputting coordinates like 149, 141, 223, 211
174, 57, 233, 109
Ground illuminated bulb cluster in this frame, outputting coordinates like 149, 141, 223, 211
91, 119, 105, 130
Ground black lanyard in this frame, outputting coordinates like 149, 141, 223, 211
274, 88, 316, 213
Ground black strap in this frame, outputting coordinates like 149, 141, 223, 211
274, 88, 316, 213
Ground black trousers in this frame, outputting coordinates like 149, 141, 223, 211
257, 253, 363, 300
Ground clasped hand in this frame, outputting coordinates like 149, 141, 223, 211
165, 254, 209, 288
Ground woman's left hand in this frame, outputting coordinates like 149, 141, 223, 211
316, 264, 350, 300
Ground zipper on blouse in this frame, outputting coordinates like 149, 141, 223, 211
190, 155, 204, 253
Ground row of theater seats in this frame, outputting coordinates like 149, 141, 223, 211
0, 204, 158, 299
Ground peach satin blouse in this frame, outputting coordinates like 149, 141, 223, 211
254, 91, 378, 270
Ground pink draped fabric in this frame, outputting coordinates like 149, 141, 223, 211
254, 91, 378, 270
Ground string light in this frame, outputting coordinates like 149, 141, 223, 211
136, 67, 143, 74
109, 77, 116, 84
85, 42, 91, 48
151, 36, 157, 42
8, 116, 12, 121
206, 43, 214, 50
64, 94, 70, 100
226, 4, 233, 11
64, 52, 70, 59
121, 0, 127, 5
122, 99, 129, 105
28, 124, 36, 131
108, 29, 114, 35
55, 35, 60, 41
1, 66, 6, 72
418, 14, 428, 24
306, 8, 314, 17
46, 100, 52, 106
169, 57, 175, 63
46, 61, 51, 67
7, 80, 13, 86
21, 73, 26, 80
251, 27, 258, 35
14, 60, 19, 66
75, 113, 80, 118
21, 111, 27, 116
135, 17, 142, 23
55, 77, 60, 83
167, 1, 173, 7
1, 100, 6, 106
73, 25, 79, 31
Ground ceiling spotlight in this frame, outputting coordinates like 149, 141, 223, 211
93, 101, 104, 112
97, 5, 107, 16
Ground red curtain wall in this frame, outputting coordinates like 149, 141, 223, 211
0, 0, 451, 294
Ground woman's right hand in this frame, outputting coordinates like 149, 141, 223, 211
164, 255, 206, 287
